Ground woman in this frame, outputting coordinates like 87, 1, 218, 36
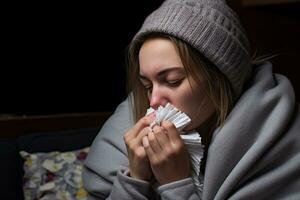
83, 0, 300, 199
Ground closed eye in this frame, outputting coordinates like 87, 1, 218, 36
166, 78, 184, 87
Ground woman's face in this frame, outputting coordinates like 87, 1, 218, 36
138, 37, 215, 131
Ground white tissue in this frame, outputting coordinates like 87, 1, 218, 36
146, 103, 204, 196
146, 103, 191, 132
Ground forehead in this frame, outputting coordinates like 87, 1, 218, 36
138, 37, 184, 76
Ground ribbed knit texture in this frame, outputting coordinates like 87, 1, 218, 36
131, 0, 252, 97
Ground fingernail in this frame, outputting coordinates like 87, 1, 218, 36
148, 130, 155, 138
149, 112, 156, 118
142, 136, 149, 147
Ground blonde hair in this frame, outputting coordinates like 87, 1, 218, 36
126, 33, 234, 129
251, 50, 279, 65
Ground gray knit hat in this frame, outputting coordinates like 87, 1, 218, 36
131, 0, 252, 97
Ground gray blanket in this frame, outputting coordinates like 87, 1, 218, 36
83, 62, 300, 199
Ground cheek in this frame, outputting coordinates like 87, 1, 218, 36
183, 90, 205, 117
189, 96, 215, 130
170, 82, 204, 117
177, 83, 214, 130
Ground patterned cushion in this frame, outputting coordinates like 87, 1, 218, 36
19, 147, 89, 200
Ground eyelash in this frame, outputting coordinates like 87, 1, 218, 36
143, 78, 184, 90
166, 79, 183, 87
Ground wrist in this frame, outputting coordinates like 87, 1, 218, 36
129, 170, 152, 181
158, 175, 190, 186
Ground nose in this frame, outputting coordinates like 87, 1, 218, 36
149, 85, 167, 109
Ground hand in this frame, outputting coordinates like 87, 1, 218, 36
142, 121, 190, 185
124, 115, 155, 181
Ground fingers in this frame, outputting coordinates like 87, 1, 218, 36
143, 122, 180, 154
148, 130, 162, 153
124, 115, 155, 142
161, 121, 182, 144
142, 122, 190, 185
136, 127, 151, 144
142, 125, 171, 164
142, 136, 155, 159
126, 127, 150, 154
142, 126, 162, 165
152, 125, 170, 151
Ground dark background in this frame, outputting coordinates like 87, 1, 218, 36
1, 1, 299, 116
1, 1, 162, 115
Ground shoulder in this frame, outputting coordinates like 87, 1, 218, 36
99, 97, 134, 140
83, 97, 135, 198
87, 96, 134, 164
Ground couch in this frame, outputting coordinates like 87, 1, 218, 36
0, 112, 111, 200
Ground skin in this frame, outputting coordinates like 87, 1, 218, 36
124, 37, 215, 185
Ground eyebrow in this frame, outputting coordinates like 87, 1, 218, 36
139, 66, 185, 80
